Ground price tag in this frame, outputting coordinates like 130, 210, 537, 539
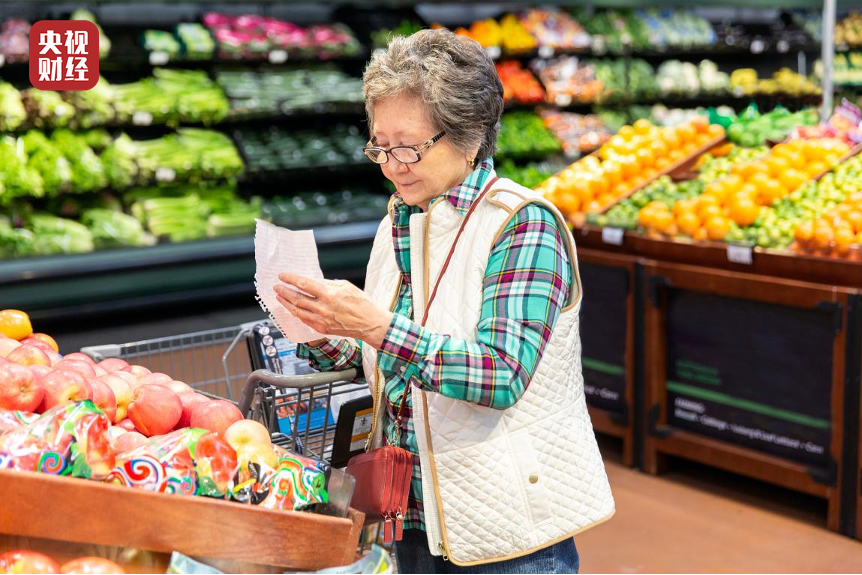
485, 46, 502, 60
0, 54, 5, 68
268, 49, 288, 64
749, 39, 765, 54
538, 45, 554, 59
149, 51, 169, 66
727, 243, 753, 265
156, 168, 176, 183
132, 111, 153, 126
602, 227, 625, 246
555, 94, 573, 107
777, 39, 790, 53
591, 37, 605, 54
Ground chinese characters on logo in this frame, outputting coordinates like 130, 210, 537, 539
29, 20, 99, 91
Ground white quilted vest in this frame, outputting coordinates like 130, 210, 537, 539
360, 177, 615, 566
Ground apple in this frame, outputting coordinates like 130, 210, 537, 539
54, 359, 97, 380
113, 431, 149, 454
107, 425, 127, 441
0, 337, 22, 358
116, 419, 137, 432
7, 345, 51, 367
190, 400, 244, 436
93, 366, 108, 378
128, 385, 182, 437
47, 352, 62, 367
0, 363, 43, 411
155, 380, 194, 397
63, 352, 95, 365
97, 358, 130, 373
61, 557, 125, 574
224, 419, 272, 452
176, 393, 210, 429
98, 375, 133, 422
30, 333, 59, 353
19, 338, 55, 355
237, 442, 278, 469
89, 380, 117, 423
29, 364, 52, 379
40, 370, 91, 411
141, 372, 173, 387
128, 365, 151, 380
0, 550, 60, 574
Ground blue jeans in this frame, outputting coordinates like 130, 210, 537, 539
394, 529, 579, 574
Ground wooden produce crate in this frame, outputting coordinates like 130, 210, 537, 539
0, 470, 365, 572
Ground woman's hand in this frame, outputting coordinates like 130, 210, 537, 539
274, 273, 393, 349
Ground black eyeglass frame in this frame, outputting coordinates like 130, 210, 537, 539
363, 131, 446, 164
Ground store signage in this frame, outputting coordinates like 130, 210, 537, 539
601, 227, 625, 246
665, 290, 833, 467
29, 20, 99, 90
579, 262, 628, 414
268, 50, 288, 64
727, 243, 753, 265
149, 51, 169, 66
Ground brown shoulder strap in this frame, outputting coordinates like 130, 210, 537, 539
394, 175, 499, 423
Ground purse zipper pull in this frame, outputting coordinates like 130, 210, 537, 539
383, 514, 393, 545
394, 510, 404, 542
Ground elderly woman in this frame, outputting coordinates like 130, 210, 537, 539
275, 29, 614, 574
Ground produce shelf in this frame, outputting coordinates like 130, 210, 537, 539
0, 221, 380, 321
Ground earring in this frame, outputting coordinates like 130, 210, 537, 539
468, 157, 476, 168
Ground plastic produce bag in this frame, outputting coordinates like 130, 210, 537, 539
0, 401, 115, 479
0, 409, 39, 433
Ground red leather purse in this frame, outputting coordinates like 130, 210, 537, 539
347, 176, 499, 544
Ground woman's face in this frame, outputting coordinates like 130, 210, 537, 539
372, 93, 473, 211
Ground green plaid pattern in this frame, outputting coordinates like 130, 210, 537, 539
299, 158, 571, 531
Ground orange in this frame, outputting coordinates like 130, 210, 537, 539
571, 180, 593, 205
655, 157, 672, 170
673, 198, 696, 217
695, 194, 720, 210
633, 118, 653, 135
802, 140, 828, 162
693, 227, 709, 241
699, 204, 724, 222
723, 174, 744, 193
771, 143, 792, 159
661, 128, 681, 150
585, 200, 602, 213
603, 160, 623, 187
857, 231, 862, 245
847, 210, 862, 234
617, 126, 636, 140
652, 211, 675, 234
691, 115, 709, 134
555, 192, 581, 216
0, 310, 32, 341
778, 168, 808, 193
645, 200, 669, 212
677, 211, 701, 236
580, 155, 602, 172
618, 155, 639, 180
584, 173, 609, 199
728, 196, 760, 226
805, 161, 828, 179
676, 123, 696, 144
695, 133, 712, 148
635, 147, 656, 169
703, 181, 727, 202
669, 149, 686, 163
739, 183, 760, 202
795, 220, 815, 243
759, 179, 786, 205
638, 207, 656, 228
813, 225, 834, 249
613, 182, 630, 197
765, 156, 790, 177
705, 215, 731, 240
682, 142, 698, 157
835, 227, 855, 254
748, 172, 773, 192
706, 124, 725, 139
650, 139, 669, 159
597, 192, 617, 209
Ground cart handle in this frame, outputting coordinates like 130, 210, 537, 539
238, 368, 361, 416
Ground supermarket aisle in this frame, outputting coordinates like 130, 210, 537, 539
575, 450, 862, 573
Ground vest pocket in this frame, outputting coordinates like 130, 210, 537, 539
509, 429, 553, 526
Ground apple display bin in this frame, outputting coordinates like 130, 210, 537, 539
641, 259, 862, 536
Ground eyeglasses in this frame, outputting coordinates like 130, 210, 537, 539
363, 131, 446, 164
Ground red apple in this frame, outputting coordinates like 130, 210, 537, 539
98, 375, 133, 422
61, 557, 125, 574
0, 551, 60, 573
116, 419, 137, 432
176, 393, 210, 429
89, 380, 117, 423
155, 380, 194, 397
141, 372, 173, 387
128, 365, 151, 380
190, 400, 244, 436
30, 333, 59, 353
93, 366, 108, 378
113, 431, 148, 454
29, 364, 52, 379
54, 359, 97, 380
0, 337, 22, 358
128, 385, 182, 437
40, 370, 91, 411
47, 352, 62, 367
0, 363, 43, 411
7, 345, 51, 367
62, 352, 95, 365
97, 358, 130, 373
19, 338, 55, 355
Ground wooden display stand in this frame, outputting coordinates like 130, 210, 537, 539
577, 249, 639, 467
0, 470, 365, 572
641, 260, 860, 533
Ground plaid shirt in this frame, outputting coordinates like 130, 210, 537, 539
298, 158, 571, 531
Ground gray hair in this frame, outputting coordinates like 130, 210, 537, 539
363, 28, 504, 161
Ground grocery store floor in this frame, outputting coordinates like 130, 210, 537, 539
575, 437, 862, 573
